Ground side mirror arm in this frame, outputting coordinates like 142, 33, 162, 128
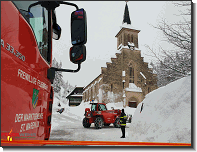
58, 1, 79, 10
47, 62, 81, 83
51, 62, 81, 73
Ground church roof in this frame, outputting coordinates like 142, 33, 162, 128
123, 3, 131, 24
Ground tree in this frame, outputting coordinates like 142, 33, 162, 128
61, 81, 75, 98
52, 58, 63, 93
146, 1, 191, 87
52, 58, 75, 97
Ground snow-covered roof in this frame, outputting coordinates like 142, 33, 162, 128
135, 47, 140, 51
66, 86, 84, 98
117, 43, 140, 51
140, 72, 146, 79
125, 83, 142, 92
121, 23, 140, 31
118, 44, 122, 50
128, 42, 135, 47
98, 77, 102, 82
70, 94, 83, 97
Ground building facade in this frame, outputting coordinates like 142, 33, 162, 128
66, 87, 84, 106
83, 3, 157, 107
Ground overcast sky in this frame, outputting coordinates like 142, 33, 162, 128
52, 1, 190, 87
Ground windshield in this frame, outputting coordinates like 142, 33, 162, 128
12, 1, 50, 63
91, 104, 97, 111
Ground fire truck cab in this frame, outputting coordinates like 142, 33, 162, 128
1, 1, 87, 146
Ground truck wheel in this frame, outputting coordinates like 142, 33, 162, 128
94, 117, 104, 129
83, 118, 91, 128
113, 118, 120, 128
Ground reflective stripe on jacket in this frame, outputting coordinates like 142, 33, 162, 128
120, 115, 127, 126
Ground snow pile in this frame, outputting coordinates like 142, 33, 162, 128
129, 75, 191, 143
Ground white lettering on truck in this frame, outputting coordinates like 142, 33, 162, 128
17, 69, 48, 90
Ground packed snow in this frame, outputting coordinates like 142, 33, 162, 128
50, 75, 191, 143
129, 75, 191, 143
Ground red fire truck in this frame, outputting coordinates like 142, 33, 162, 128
1, 1, 87, 146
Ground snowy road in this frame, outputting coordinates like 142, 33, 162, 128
49, 111, 131, 142
47, 75, 191, 145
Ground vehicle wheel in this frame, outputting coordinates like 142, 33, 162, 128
83, 118, 91, 128
113, 117, 120, 128
104, 123, 110, 126
94, 117, 104, 129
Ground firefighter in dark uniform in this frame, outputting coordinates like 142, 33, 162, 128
120, 109, 127, 138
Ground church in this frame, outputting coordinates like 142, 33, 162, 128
82, 2, 158, 108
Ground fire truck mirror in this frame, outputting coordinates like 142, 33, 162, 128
71, 8, 87, 46
70, 45, 86, 64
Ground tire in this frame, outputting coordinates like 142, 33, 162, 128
83, 118, 91, 128
94, 117, 104, 129
113, 117, 120, 128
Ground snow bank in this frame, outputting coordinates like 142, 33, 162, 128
129, 75, 191, 143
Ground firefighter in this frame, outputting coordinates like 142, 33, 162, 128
120, 109, 127, 138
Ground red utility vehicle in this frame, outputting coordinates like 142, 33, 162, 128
1, 1, 87, 146
83, 103, 121, 129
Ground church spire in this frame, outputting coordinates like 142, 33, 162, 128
123, 2, 131, 24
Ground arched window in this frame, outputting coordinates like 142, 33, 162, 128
124, 33, 127, 46
131, 35, 133, 42
128, 34, 130, 42
129, 67, 134, 83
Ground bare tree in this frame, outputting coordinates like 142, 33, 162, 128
146, 1, 191, 87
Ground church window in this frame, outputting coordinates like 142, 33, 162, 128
111, 84, 113, 92
129, 67, 134, 83
131, 35, 133, 42
128, 34, 130, 42
148, 87, 151, 93
124, 33, 127, 45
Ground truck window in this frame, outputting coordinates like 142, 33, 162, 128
91, 105, 96, 111
12, 1, 50, 63
98, 104, 107, 111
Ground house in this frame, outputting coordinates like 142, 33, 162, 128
66, 87, 84, 106
82, 2, 157, 108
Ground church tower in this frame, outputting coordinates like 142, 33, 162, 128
115, 2, 140, 49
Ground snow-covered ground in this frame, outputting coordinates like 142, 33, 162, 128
50, 75, 191, 143
129, 75, 191, 143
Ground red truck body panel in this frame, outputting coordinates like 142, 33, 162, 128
1, 1, 53, 146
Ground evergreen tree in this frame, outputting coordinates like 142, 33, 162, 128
52, 58, 63, 93
52, 58, 75, 96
